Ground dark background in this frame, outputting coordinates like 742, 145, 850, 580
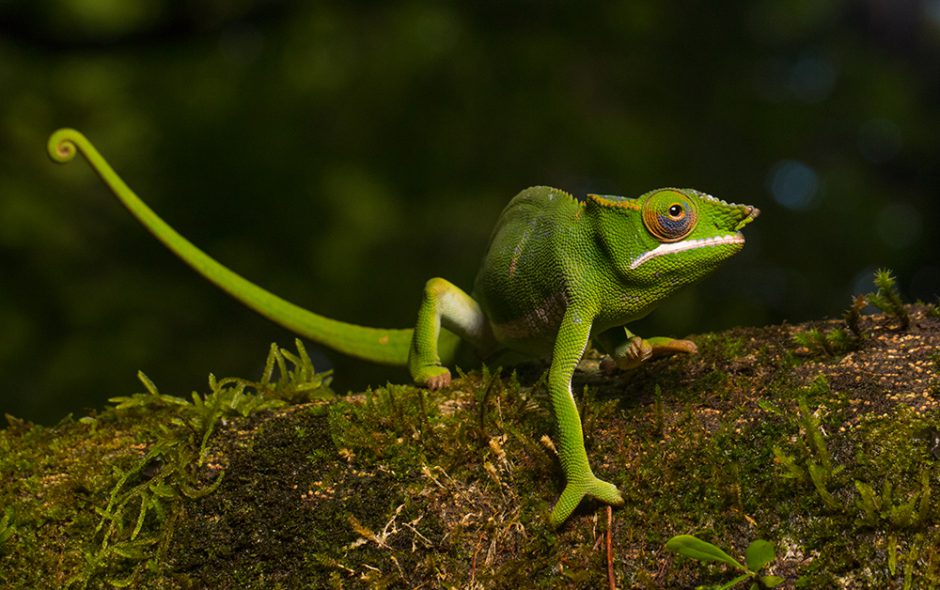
1, 1, 938, 423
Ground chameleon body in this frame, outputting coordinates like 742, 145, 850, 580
48, 128, 759, 527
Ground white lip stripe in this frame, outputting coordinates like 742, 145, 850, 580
629, 234, 745, 270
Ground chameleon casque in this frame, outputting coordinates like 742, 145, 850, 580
47, 128, 759, 527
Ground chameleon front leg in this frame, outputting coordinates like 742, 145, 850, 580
595, 326, 698, 371
548, 308, 625, 527
408, 278, 493, 389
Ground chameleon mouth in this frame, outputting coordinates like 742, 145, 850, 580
628, 233, 745, 270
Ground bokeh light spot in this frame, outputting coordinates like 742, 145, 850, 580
768, 160, 819, 210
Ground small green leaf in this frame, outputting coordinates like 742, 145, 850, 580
745, 539, 775, 571
666, 535, 746, 571
760, 575, 785, 587
137, 371, 159, 395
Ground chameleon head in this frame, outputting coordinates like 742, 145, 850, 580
630, 188, 760, 278
586, 188, 758, 289
628, 187, 758, 279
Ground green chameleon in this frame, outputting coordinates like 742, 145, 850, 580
47, 128, 759, 527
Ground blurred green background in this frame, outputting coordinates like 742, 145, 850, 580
1, 1, 938, 423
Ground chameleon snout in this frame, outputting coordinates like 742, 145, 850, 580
734, 205, 760, 231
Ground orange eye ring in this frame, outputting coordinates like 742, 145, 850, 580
642, 192, 698, 243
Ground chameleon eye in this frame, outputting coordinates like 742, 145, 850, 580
642, 191, 698, 243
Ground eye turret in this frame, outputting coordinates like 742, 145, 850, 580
642, 190, 698, 243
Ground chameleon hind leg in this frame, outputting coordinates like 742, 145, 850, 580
595, 327, 698, 371
408, 278, 492, 389
548, 308, 625, 527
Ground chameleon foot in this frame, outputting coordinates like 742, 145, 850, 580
646, 336, 698, 357
414, 366, 452, 390
604, 336, 653, 371
549, 475, 624, 528
602, 336, 697, 372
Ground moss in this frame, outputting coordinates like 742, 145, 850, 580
1, 307, 939, 588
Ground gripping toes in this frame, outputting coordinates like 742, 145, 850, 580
646, 337, 698, 357
414, 365, 452, 390
549, 475, 624, 527
605, 336, 698, 371
611, 336, 653, 370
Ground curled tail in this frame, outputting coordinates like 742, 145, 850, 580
47, 128, 412, 366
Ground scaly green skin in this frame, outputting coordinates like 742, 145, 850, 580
47, 128, 759, 527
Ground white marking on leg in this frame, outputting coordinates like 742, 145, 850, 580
439, 290, 488, 343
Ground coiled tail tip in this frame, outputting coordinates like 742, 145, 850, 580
47, 128, 84, 163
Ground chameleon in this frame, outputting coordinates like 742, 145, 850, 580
47, 128, 759, 527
